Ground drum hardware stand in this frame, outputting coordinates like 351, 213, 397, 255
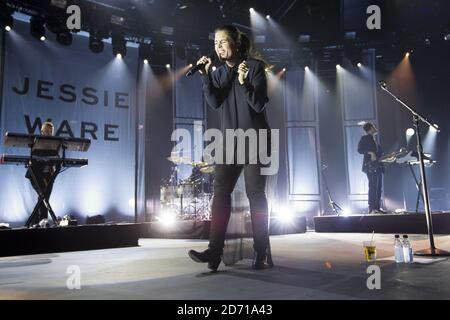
380, 81, 450, 256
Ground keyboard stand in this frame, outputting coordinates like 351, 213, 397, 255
25, 163, 60, 228
24, 143, 67, 228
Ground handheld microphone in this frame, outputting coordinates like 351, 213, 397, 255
186, 55, 214, 78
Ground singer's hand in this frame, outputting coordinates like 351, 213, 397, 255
197, 56, 212, 75
238, 61, 249, 85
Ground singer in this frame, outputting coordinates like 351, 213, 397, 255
188, 25, 272, 271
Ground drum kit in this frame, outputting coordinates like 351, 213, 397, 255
160, 154, 215, 221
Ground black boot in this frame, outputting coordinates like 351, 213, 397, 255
252, 251, 271, 270
188, 248, 222, 272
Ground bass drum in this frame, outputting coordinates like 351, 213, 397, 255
160, 185, 177, 204
176, 182, 195, 198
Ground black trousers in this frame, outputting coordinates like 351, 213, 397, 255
209, 164, 269, 256
367, 170, 383, 211
27, 172, 54, 225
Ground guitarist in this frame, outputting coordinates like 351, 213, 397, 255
358, 122, 386, 214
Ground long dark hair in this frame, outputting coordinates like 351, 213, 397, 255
214, 25, 267, 66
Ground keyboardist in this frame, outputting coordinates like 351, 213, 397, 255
25, 121, 60, 227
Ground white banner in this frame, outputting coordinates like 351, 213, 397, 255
0, 20, 139, 225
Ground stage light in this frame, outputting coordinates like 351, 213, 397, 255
189, 63, 193, 68
30, 17, 46, 41
128, 198, 135, 208
345, 31, 357, 40
273, 205, 294, 224
342, 207, 352, 216
357, 62, 362, 67
298, 34, 311, 43
145, 39, 172, 67
112, 34, 126, 58
266, 15, 270, 19
406, 128, 415, 137
116, 53, 122, 59
445, 34, 450, 41
424, 125, 439, 155
430, 125, 439, 133
56, 31, 72, 46
113, 44, 126, 58
278, 211, 294, 224
282, 67, 286, 72
0, 10, 13, 32
89, 36, 104, 53
405, 52, 410, 58
212, 66, 217, 71
159, 208, 176, 226
165, 64, 171, 69
46, 16, 73, 46
111, 15, 126, 26
249, 8, 254, 12
50, 0, 67, 9
139, 42, 155, 65
336, 64, 341, 69
304, 66, 309, 71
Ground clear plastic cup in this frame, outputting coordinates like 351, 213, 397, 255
363, 241, 377, 262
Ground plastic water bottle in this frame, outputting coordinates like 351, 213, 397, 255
402, 235, 414, 263
394, 235, 404, 263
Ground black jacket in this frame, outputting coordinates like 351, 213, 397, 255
201, 58, 269, 132
201, 59, 270, 163
357, 134, 384, 173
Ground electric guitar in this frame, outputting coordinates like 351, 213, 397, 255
368, 148, 408, 173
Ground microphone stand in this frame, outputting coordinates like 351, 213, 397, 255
321, 164, 343, 216
380, 81, 450, 256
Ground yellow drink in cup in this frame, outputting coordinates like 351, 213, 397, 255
363, 241, 377, 262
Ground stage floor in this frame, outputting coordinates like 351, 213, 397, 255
1, 232, 450, 300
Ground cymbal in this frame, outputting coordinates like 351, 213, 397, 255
199, 165, 215, 173
192, 161, 209, 167
167, 155, 213, 167
166, 155, 192, 165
